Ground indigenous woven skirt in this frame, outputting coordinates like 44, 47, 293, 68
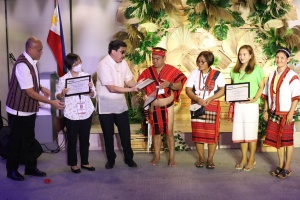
232, 103, 259, 143
264, 113, 294, 148
191, 100, 220, 144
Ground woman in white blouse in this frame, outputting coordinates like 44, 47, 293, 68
56, 53, 96, 173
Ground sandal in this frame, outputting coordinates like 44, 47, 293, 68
270, 167, 282, 176
277, 169, 292, 179
235, 163, 245, 170
206, 162, 215, 169
195, 161, 205, 168
243, 161, 256, 172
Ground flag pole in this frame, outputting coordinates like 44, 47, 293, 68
54, 0, 59, 75
69, 0, 73, 53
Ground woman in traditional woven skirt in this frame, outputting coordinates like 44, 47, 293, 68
186, 51, 225, 169
262, 48, 300, 178
230, 45, 264, 171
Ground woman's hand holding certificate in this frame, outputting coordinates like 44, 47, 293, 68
225, 82, 250, 102
65, 75, 91, 96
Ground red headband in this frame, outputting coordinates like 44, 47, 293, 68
152, 48, 166, 56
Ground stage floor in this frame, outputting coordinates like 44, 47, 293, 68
2, 149, 300, 200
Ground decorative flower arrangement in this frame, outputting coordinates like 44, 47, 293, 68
163, 131, 191, 152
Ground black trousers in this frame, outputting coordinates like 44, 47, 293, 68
6, 113, 43, 172
65, 115, 92, 166
98, 111, 133, 162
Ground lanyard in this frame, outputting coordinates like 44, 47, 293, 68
199, 69, 211, 91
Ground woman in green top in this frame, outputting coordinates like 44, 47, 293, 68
230, 45, 264, 171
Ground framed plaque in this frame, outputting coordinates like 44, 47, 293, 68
143, 88, 158, 108
225, 82, 250, 102
136, 78, 155, 89
65, 75, 91, 97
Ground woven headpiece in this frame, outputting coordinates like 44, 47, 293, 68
152, 48, 166, 56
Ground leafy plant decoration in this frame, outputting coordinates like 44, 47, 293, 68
186, 0, 244, 40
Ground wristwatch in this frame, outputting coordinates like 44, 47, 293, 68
168, 82, 173, 89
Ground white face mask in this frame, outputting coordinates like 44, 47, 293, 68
72, 64, 82, 72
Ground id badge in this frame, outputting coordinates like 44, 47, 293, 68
158, 88, 165, 95
77, 102, 87, 114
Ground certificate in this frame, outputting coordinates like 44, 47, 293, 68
143, 88, 158, 108
65, 75, 91, 97
136, 78, 154, 89
225, 82, 250, 102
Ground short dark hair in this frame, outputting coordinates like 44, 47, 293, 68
276, 47, 291, 58
196, 51, 214, 67
64, 53, 81, 70
108, 40, 127, 54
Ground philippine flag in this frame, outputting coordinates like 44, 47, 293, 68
47, 1, 66, 77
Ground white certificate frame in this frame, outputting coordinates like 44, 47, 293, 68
65, 75, 91, 97
136, 78, 155, 89
225, 82, 250, 102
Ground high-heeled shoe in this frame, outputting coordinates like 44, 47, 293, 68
243, 161, 256, 172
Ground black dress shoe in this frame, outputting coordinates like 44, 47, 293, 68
71, 166, 81, 174
25, 168, 47, 177
125, 159, 137, 167
81, 165, 95, 171
105, 161, 115, 169
7, 171, 25, 181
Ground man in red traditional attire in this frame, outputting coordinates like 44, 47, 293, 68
138, 47, 187, 166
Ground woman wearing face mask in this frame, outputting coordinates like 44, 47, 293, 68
56, 53, 96, 173
263, 48, 300, 178
230, 45, 264, 171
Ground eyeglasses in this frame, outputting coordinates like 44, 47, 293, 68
118, 50, 126, 55
197, 60, 207, 65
